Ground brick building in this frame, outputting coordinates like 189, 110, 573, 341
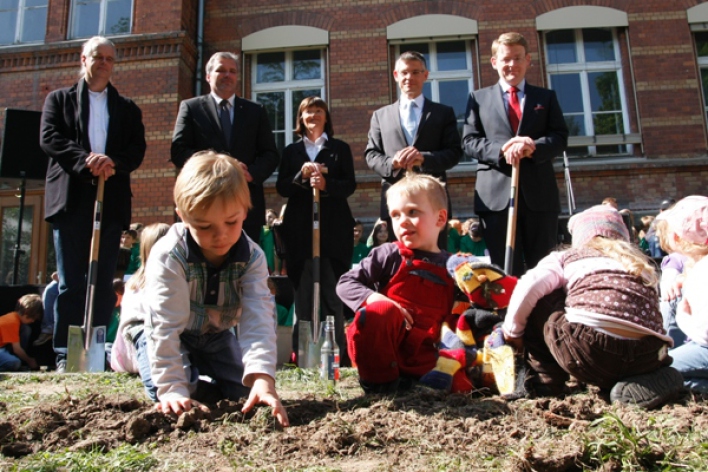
0, 0, 707, 284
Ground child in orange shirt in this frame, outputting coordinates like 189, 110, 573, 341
0, 294, 43, 371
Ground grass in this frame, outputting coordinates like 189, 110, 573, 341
8, 444, 158, 472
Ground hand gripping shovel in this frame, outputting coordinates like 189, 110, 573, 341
298, 166, 328, 369
67, 175, 107, 372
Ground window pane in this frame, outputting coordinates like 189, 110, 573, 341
546, 30, 576, 64
701, 68, 708, 106
593, 112, 624, 135
400, 43, 430, 69
437, 41, 466, 71
0, 206, 33, 285
697, 32, 708, 57
422, 82, 431, 101
21, 6, 47, 42
550, 73, 583, 113
25, 0, 46, 6
588, 71, 621, 112
72, 0, 100, 39
564, 115, 586, 137
291, 89, 320, 126
292, 50, 321, 81
583, 28, 615, 62
105, 0, 131, 34
439, 80, 469, 121
256, 52, 285, 83
256, 92, 285, 133
0, 10, 17, 45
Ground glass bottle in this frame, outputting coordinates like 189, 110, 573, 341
319, 315, 339, 382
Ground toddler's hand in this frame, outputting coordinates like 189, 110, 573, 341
242, 374, 289, 427
662, 276, 684, 301
365, 292, 414, 330
156, 396, 209, 416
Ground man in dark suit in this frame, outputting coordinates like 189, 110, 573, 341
463, 32, 568, 275
365, 51, 461, 248
40, 36, 146, 371
171, 52, 279, 243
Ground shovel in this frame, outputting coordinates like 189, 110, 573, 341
298, 166, 328, 369
66, 175, 106, 372
504, 162, 519, 275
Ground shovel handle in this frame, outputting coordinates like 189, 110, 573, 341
83, 175, 105, 347
504, 163, 519, 275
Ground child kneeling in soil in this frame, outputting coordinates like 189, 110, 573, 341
502, 204, 682, 408
657, 196, 708, 393
336, 174, 456, 394
138, 151, 288, 426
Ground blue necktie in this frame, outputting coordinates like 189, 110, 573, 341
219, 99, 232, 148
404, 101, 417, 145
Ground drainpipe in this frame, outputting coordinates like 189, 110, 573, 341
195, 0, 205, 95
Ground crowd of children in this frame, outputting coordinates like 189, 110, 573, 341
6, 146, 708, 424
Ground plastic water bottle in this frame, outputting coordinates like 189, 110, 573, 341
320, 316, 339, 382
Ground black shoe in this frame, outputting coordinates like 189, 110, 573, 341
610, 366, 684, 409
33, 333, 53, 346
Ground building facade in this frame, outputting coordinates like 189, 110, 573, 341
0, 0, 707, 284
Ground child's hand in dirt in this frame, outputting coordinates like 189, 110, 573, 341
157, 396, 210, 416
365, 292, 413, 330
242, 374, 289, 427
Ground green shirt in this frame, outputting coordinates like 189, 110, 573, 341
460, 236, 488, 257
260, 226, 275, 273
352, 242, 370, 267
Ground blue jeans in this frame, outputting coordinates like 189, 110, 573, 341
670, 341, 708, 393
0, 324, 31, 371
661, 297, 687, 348
51, 191, 122, 351
41, 281, 59, 335
135, 329, 249, 402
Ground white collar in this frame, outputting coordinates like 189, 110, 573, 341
211, 93, 235, 107
499, 79, 526, 93
400, 94, 424, 110
304, 132, 328, 146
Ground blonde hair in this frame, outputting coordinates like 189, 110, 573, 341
670, 236, 708, 262
126, 223, 170, 291
386, 173, 448, 213
174, 151, 252, 217
585, 237, 659, 287
492, 32, 528, 56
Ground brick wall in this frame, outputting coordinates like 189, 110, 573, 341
1, 0, 708, 234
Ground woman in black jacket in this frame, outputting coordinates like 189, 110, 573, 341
276, 97, 356, 364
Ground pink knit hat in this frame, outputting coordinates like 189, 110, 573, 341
656, 195, 708, 245
567, 205, 630, 248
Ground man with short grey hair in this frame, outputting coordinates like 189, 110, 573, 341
40, 36, 146, 372
171, 51, 279, 242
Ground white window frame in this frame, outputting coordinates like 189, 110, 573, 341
69, 0, 133, 39
0, 0, 47, 46
695, 33, 708, 123
251, 48, 326, 150
544, 28, 633, 157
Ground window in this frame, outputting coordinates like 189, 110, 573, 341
398, 40, 474, 160
0, 0, 47, 46
251, 49, 325, 153
545, 28, 632, 157
70, 0, 131, 39
696, 32, 708, 123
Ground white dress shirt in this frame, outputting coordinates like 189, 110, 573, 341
88, 88, 109, 154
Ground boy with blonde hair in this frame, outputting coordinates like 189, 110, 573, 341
138, 151, 288, 426
0, 294, 43, 371
337, 173, 456, 393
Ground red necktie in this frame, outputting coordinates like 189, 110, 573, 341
508, 86, 521, 134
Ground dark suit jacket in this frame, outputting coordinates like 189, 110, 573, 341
276, 137, 356, 287
365, 98, 461, 219
40, 79, 146, 227
462, 82, 568, 213
170, 94, 279, 240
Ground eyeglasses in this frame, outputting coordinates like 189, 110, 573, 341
91, 54, 115, 64
397, 69, 425, 77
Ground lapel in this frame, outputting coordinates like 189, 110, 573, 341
199, 95, 228, 149
232, 97, 247, 153
105, 83, 118, 153
77, 79, 91, 152
493, 83, 514, 135
518, 83, 536, 135
387, 100, 408, 148
415, 98, 433, 144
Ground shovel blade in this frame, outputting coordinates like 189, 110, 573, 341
297, 321, 322, 369
66, 325, 106, 373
